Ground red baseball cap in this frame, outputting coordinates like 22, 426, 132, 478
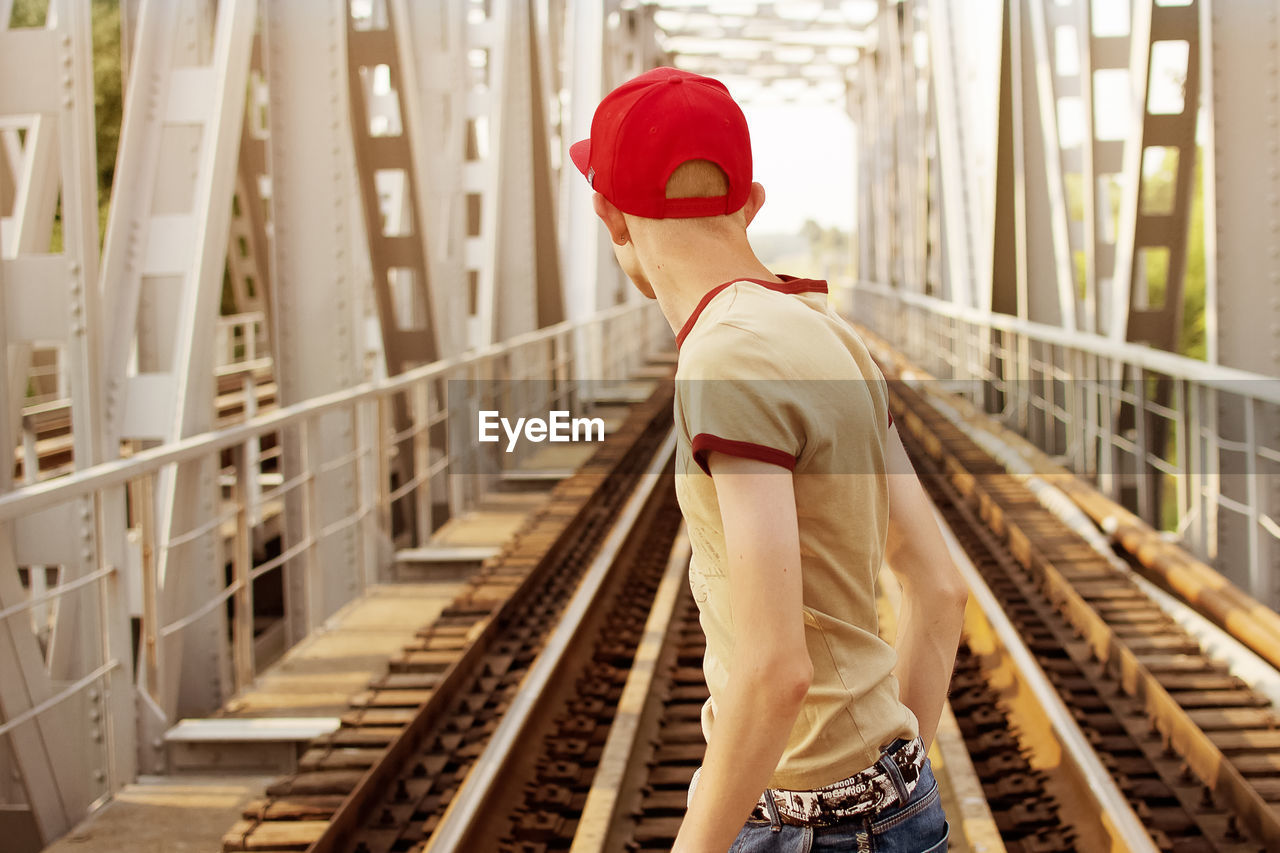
569, 66, 752, 219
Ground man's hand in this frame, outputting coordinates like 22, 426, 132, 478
883, 425, 968, 751
672, 452, 812, 853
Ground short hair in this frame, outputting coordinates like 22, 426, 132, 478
665, 159, 729, 199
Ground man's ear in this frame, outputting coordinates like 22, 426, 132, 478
592, 193, 631, 246
741, 182, 767, 228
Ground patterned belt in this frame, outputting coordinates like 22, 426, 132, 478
747, 737, 927, 827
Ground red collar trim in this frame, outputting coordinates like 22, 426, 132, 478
674, 276, 828, 348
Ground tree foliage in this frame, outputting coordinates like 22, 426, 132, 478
11, 0, 122, 245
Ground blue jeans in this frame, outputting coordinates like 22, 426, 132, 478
727, 759, 949, 852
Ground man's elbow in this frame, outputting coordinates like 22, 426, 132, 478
894, 553, 969, 610
936, 575, 968, 612
783, 657, 814, 706
737, 650, 814, 712
743, 653, 812, 711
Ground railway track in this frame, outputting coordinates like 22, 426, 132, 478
218, 341, 1280, 853
889, 374, 1280, 852
222, 378, 676, 853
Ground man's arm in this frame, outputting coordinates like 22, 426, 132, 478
883, 424, 968, 751
672, 452, 812, 853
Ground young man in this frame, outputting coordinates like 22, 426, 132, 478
570, 66, 968, 852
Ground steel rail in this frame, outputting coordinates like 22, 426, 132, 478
423, 428, 677, 853
283, 393, 676, 853
933, 503, 1161, 853
890, 367, 1280, 848
569, 524, 692, 853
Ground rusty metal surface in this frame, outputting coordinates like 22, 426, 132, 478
891, 374, 1280, 852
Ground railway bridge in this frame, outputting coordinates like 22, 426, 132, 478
1, 1, 1278, 851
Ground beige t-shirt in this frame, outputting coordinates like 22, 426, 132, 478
672, 276, 919, 791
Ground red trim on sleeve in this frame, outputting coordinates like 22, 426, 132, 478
887, 410, 894, 428
691, 433, 797, 476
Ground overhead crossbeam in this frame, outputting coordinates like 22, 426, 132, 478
648, 0, 874, 101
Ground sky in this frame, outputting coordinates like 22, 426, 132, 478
700, 0, 1174, 238
736, 99, 856, 235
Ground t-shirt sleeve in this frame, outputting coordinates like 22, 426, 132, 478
676, 329, 808, 476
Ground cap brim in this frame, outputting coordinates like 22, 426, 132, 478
569, 139, 591, 177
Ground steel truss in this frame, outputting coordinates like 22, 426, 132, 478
0, 0, 133, 843
849, 0, 1279, 607
0, 0, 664, 846
1, 0, 1273, 847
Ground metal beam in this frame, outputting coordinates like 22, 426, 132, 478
345, 0, 440, 372
1200, 0, 1280, 603
263, 0, 370, 644
97, 0, 256, 763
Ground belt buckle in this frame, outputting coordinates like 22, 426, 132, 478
756, 737, 926, 828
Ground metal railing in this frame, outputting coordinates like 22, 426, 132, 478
0, 300, 667, 822
214, 312, 269, 366
13, 313, 275, 486
842, 282, 1280, 607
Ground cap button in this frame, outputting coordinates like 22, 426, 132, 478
668, 77, 683, 85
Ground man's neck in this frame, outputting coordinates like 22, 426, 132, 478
645, 241, 781, 341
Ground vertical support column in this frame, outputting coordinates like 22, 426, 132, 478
344, 0, 445, 545
98, 0, 256, 762
263, 0, 370, 642
1201, 0, 1280, 604
483, 0, 565, 343
345, 0, 439, 373
926, 0, 1004, 310
1104, 1, 1201, 521
399, 0, 469, 354
561, 0, 613, 328
1110, 0, 1201, 350
0, 0, 134, 838
1018, 0, 1078, 328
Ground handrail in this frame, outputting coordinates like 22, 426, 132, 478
847, 281, 1280, 400
0, 301, 659, 521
